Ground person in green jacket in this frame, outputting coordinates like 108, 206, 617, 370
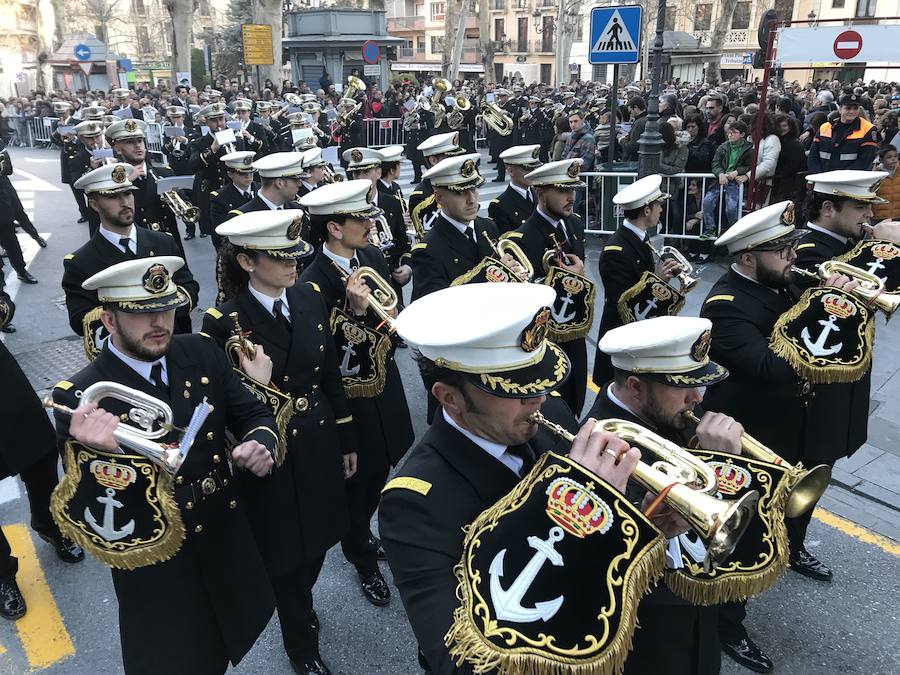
701, 120, 754, 238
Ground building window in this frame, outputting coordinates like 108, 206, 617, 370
592, 63, 608, 82
137, 26, 151, 53
417, 36, 426, 52
94, 23, 107, 42
415, 1, 425, 15
517, 16, 528, 51
731, 2, 750, 29
430, 35, 443, 53
133, 0, 145, 14
855, 0, 875, 16
494, 18, 504, 41
430, 2, 445, 21
574, 19, 583, 41
665, 8, 677, 31
832, 0, 845, 7
694, 4, 711, 30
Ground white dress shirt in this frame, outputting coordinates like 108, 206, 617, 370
258, 193, 283, 210
509, 182, 531, 202
321, 242, 357, 276
247, 282, 291, 322
439, 211, 476, 241
536, 207, 570, 242
99, 224, 138, 254
442, 409, 524, 476
806, 221, 849, 245
622, 218, 648, 242
107, 338, 169, 386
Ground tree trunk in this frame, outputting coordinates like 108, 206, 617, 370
165, 0, 194, 82
442, 0, 461, 78
49, 0, 67, 49
477, 0, 495, 84
252, 0, 284, 87
555, 0, 584, 86
705, 0, 740, 85
448, 0, 470, 81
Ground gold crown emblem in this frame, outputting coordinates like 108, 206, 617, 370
142, 263, 170, 295
822, 292, 856, 319
461, 159, 477, 179
561, 275, 584, 295
872, 242, 900, 260
111, 165, 127, 184
566, 161, 580, 179
709, 461, 752, 496
651, 281, 673, 301
342, 321, 367, 345
351, 149, 363, 164
124, 119, 138, 133
520, 306, 550, 352
287, 214, 303, 241
691, 329, 711, 362
90, 459, 137, 491
545, 477, 614, 538
485, 264, 510, 283
781, 202, 796, 226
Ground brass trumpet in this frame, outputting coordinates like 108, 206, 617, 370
331, 263, 398, 334
224, 311, 257, 367
43, 381, 209, 476
541, 233, 573, 274
161, 189, 199, 224
683, 411, 831, 518
447, 94, 471, 130
322, 163, 342, 184
480, 99, 514, 136
431, 78, 451, 128
530, 412, 759, 572
482, 232, 533, 280
345, 75, 366, 101
270, 93, 303, 121
651, 244, 699, 293
791, 260, 900, 316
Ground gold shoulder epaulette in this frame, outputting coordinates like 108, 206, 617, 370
382, 476, 432, 496
54, 380, 74, 391
336, 415, 353, 425
198, 331, 212, 339
63, 253, 75, 261
549, 390, 561, 397
307, 281, 321, 293
412, 243, 427, 251
603, 245, 623, 252
796, 242, 815, 250
490, 198, 500, 204
205, 307, 223, 319
503, 231, 524, 239
210, 190, 219, 197
705, 294, 734, 303
228, 209, 243, 216
410, 190, 423, 197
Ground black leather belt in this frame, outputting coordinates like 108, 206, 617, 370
173, 464, 231, 511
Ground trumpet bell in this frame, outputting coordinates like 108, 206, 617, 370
784, 464, 832, 518
695, 490, 759, 572
346, 75, 366, 99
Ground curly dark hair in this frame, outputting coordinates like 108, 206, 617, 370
308, 213, 348, 249
218, 241, 257, 303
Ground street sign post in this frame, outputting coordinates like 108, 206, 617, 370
74, 44, 91, 62
361, 40, 380, 65
588, 5, 643, 64
241, 24, 274, 65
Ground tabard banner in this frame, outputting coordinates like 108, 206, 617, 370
770, 287, 874, 384
51, 442, 185, 570
616, 271, 685, 324
667, 450, 791, 605
81, 306, 110, 362
232, 369, 294, 465
330, 308, 391, 398
543, 267, 596, 342
450, 256, 522, 286
446, 452, 665, 675
836, 239, 900, 294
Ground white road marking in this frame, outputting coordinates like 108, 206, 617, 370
9, 168, 61, 193
0, 477, 21, 504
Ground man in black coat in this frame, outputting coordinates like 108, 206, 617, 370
161, 106, 193, 177
0, 150, 40, 284
66, 121, 108, 234
64, 164, 199, 354
57, 113, 92, 224
380, 281, 640, 675
592, 175, 680, 386
231, 98, 268, 156
408, 131, 465, 240
209, 150, 257, 230
487, 144, 539, 234
52, 255, 277, 675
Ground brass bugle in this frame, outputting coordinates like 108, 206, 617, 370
332, 263, 398, 334
529, 412, 759, 572
791, 261, 900, 316
683, 411, 831, 518
482, 232, 534, 280
541, 232, 573, 274
161, 189, 199, 224
224, 311, 257, 367
651, 244, 699, 293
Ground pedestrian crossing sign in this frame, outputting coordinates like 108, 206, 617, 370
589, 5, 643, 64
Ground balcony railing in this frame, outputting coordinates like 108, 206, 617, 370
387, 15, 425, 31
513, 40, 528, 52
535, 38, 555, 53
490, 0, 506, 9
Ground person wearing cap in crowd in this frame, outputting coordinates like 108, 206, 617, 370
228, 152, 305, 216
291, 126, 318, 154
374, 145, 406, 201
190, 102, 248, 244
807, 93, 879, 173
519, 96, 544, 151
52, 255, 277, 675
592, 175, 681, 388
205, 211, 353, 675
298, 179, 414, 616
700, 201, 858, 674
488, 88, 517, 182
298, 147, 328, 198
210, 151, 258, 232
560, 90, 577, 117
65, 120, 107, 227
173, 84, 195, 132
81, 104, 107, 122
586, 315, 742, 675
488, 144, 541, 233
408, 131, 465, 238
504, 158, 590, 415
253, 101, 278, 153
106, 118, 183, 253
404, 98, 429, 185
379, 281, 641, 674
0, 149, 39, 286
110, 87, 131, 112
336, 96, 366, 170
65, 163, 199, 348
162, 106, 193, 177
302, 101, 331, 145
231, 98, 268, 155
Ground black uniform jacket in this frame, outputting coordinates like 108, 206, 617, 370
410, 214, 500, 301
408, 177, 436, 233
299, 245, 414, 476
584, 384, 721, 675
51, 335, 277, 675
488, 185, 535, 234
373, 185, 411, 270
201, 281, 355, 568
190, 134, 247, 234
130, 164, 182, 251
592, 224, 655, 385
62, 228, 199, 336
700, 267, 807, 463
210, 182, 255, 229
794, 228, 869, 462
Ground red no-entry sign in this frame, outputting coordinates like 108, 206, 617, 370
833, 30, 863, 60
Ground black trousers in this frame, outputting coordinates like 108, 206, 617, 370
0, 449, 62, 579
786, 506, 816, 557
70, 186, 89, 220
271, 554, 326, 663
341, 466, 390, 577
0, 221, 27, 274
718, 599, 748, 643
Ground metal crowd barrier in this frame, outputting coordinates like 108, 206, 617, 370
363, 118, 405, 148
144, 122, 164, 156
580, 171, 744, 241
26, 116, 58, 147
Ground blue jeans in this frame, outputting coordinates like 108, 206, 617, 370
701, 182, 742, 236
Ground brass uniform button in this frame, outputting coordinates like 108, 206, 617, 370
176, 476, 184, 485
317, 323, 323, 330
201, 477, 216, 495
319, 345, 324, 352
208, 405, 215, 413
183, 390, 190, 399
319, 419, 325, 426
194, 524, 203, 533
295, 397, 309, 412
206, 432, 214, 441
314, 366, 320, 373
229, 500, 237, 509
291, 428, 298, 437
185, 501, 193, 510
184, 381, 191, 388
284, 375, 290, 383
201, 377, 209, 384
212, 454, 220, 464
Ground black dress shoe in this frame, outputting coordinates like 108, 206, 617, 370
184, 233, 195, 240
33, 236, 47, 248
77, 216, 88, 223
17, 271, 37, 284
39, 532, 84, 563
359, 570, 390, 606
789, 548, 833, 581
368, 533, 387, 560
199, 233, 208, 238
1, 323, 15, 333
290, 653, 331, 675
722, 637, 774, 673
0, 578, 26, 620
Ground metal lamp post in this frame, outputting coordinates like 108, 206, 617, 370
637, 0, 666, 177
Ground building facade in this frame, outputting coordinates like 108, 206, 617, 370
0, 0, 56, 97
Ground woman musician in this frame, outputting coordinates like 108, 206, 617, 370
201, 209, 358, 675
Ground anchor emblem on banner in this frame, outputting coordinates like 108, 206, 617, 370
551, 293, 576, 324
84, 487, 136, 541
489, 526, 566, 623
800, 314, 843, 356
634, 297, 658, 321
339, 342, 360, 377
864, 258, 888, 284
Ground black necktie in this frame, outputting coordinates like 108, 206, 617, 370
272, 299, 292, 333
464, 226, 477, 245
349, 256, 360, 271
119, 237, 135, 257
554, 222, 568, 246
506, 443, 536, 475
149, 362, 168, 394
527, 188, 534, 203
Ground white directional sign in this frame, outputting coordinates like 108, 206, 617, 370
589, 5, 643, 64
774, 24, 900, 65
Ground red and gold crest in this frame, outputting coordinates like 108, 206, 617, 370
780, 202, 795, 226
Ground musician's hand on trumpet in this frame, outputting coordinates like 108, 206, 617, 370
345, 269, 374, 316
655, 257, 681, 281
239, 342, 273, 385
693, 411, 744, 456
231, 439, 274, 477
864, 219, 900, 243
822, 272, 859, 293
499, 252, 529, 282
68, 401, 121, 452
566, 418, 640, 493
639, 493, 690, 538
556, 251, 585, 276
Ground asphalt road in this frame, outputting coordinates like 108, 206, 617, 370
0, 147, 897, 675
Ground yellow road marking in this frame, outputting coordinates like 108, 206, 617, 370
813, 508, 900, 557
587, 378, 599, 393
3, 525, 75, 669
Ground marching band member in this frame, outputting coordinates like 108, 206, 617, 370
298, 179, 414, 611
375, 144, 406, 200
592, 175, 681, 386
210, 150, 257, 230
298, 147, 327, 198
379, 282, 640, 674
488, 144, 540, 233
162, 105, 193, 177
253, 100, 278, 155
65, 164, 199, 352
55, 103, 91, 224
205, 211, 356, 675
51, 255, 278, 675
69, 120, 111, 235
229, 152, 305, 216
231, 98, 267, 155
408, 131, 465, 239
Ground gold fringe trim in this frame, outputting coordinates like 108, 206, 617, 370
81, 306, 105, 362
444, 453, 667, 675
232, 369, 294, 465
544, 268, 597, 343
330, 309, 391, 399
616, 271, 686, 325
